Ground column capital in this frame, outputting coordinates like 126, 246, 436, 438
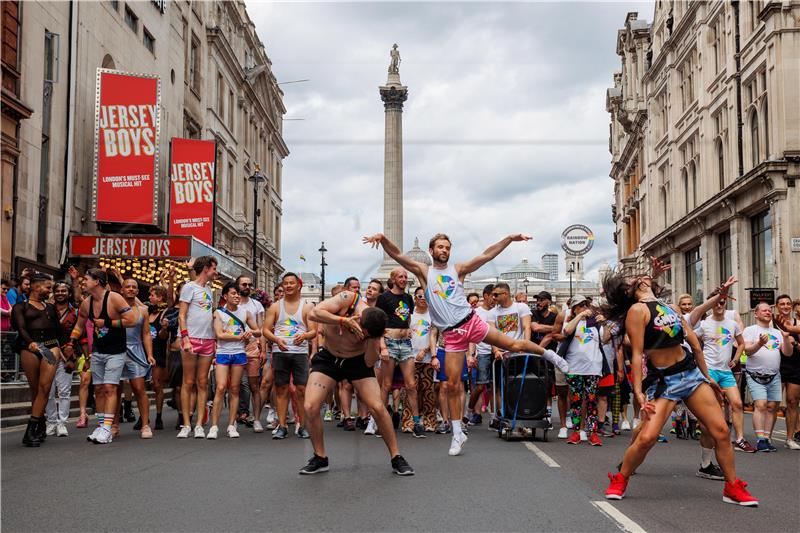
380, 85, 408, 111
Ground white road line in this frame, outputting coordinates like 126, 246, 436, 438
523, 441, 560, 467
591, 501, 647, 533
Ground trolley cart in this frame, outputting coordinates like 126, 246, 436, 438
495, 353, 551, 442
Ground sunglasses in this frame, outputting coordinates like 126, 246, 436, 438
240, 283, 253, 287
414, 294, 425, 299
492, 292, 506, 297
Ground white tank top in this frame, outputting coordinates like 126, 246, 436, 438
425, 264, 472, 329
274, 298, 309, 353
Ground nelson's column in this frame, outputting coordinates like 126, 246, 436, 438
375, 44, 408, 281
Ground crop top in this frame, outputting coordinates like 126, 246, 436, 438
642, 300, 684, 350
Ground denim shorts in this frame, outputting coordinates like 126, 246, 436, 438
645, 365, 709, 402
708, 368, 737, 389
91, 351, 127, 385
745, 372, 782, 402
476, 353, 494, 384
216, 353, 247, 366
121, 358, 150, 380
385, 337, 414, 363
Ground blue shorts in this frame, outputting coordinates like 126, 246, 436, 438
646, 366, 709, 402
745, 372, 782, 402
433, 348, 468, 383
216, 353, 247, 366
708, 368, 737, 389
91, 351, 127, 385
385, 337, 414, 363
121, 358, 150, 380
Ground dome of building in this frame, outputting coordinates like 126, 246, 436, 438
405, 237, 432, 266
500, 258, 550, 281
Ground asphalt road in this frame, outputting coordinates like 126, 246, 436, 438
1, 408, 797, 532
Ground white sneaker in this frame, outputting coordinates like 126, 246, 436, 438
785, 439, 800, 450
448, 433, 468, 456
56, 423, 68, 437
621, 420, 631, 431
93, 427, 113, 444
193, 425, 205, 439
266, 408, 277, 425
632, 418, 640, 430
558, 427, 568, 439
227, 425, 240, 438
579, 430, 588, 442
176, 425, 191, 438
46, 422, 57, 436
323, 407, 333, 422
253, 420, 264, 433
206, 425, 218, 439
271, 425, 280, 435
364, 416, 377, 435
566, 417, 573, 429
87, 426, 102, 442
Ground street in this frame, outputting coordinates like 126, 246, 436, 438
2, 410, 796, 532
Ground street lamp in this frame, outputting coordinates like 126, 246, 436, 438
318, 241, 327, 304
523, 277, 530, 300
248, 165, 267, 287
567, 262, 576, 302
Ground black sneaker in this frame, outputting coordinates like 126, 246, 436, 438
343, 418, 356, 431
355, 417, 367, 430
435, 422, 449, 434
273, 426, 289, 440
696, 463, 725, 481
299, 454, 329, 475
154, 414, 164, 430
133, 416, 143, 431
391, 455, 415, 476
412, 423, 427, 438
392, 411, 401, 429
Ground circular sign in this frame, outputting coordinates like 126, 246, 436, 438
561, 224, 595, 256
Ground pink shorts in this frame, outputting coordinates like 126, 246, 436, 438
443, 313, 489, 353
189, 337, 216, 357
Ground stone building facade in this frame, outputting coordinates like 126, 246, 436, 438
5, 0, 286, 289
608, 1, 800, 314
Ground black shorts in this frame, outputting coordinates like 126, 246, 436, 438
781, 371, 800, 386
273, 352, 310, 386
310, 348, 374, 383
168, 351, 183, 388
597, 385, 615, 397
153, 348, 168, 369
618, 377, 632, 404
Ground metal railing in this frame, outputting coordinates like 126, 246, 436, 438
1, 332, 23, 383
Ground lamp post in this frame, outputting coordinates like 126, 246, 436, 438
318, 241, 327, 304
523, 276, 530, 300
567, 262, 575, 302
248, 165, 267, 287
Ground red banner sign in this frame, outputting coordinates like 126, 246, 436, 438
92, 69, 161, 225
168, 138, 216, 244
69, 235, 192, 259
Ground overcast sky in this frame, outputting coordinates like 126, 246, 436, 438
250, 1, 653, 284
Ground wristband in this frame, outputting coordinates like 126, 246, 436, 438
117, 319, 123, 328
181, 329, 189, 338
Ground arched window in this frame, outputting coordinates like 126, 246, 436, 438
661, 186, 668, 227
681, 168, 689, 213
762, 99, 769, 159
101, 54, 116, 69
716, 138, 725, 190
690, 161, 698, 208
750, 110, 759, 168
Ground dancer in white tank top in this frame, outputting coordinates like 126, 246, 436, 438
364, 232, 569, 456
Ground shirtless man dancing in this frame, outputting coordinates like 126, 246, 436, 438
363, 232, 569, 456
300, 290, 414, 476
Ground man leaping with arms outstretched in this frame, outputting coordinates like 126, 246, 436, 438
363, 233, 569, 456
300, 290, 414, 476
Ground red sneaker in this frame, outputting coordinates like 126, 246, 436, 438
605, 472, 628, 500
567, 432, 581, 445
723, 479, 759, 507
589, 432, 603, 446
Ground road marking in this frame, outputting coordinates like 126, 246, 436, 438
591, 501, 647, 533
523, 442, 560, 467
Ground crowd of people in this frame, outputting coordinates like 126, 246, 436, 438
4, 232, 799, 504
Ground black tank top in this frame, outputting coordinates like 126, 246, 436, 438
643, 300, 684, 350
89, 291, 127, 354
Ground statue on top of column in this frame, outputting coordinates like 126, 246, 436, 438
388, 44, 401, 74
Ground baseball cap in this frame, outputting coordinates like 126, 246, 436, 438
534, 291, 552, 301
569, 294, 589, 308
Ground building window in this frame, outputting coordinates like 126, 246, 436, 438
679, 54, 695, 111
124, 5, 139, 33
227, 162, 235, 210
109, 0, 119, 11
716, 138, 725, 189
228, 89, 234, 130
751, 210, 773, 287
762, 100, 769, 159
690, 161, 698, 208
685, 246, 703, 304
217, 72, 224, 114
143, 28, 155, 55
660, 186, 668, 228
681, 169, 689, 213
750, 110, 759, 168
189, 34, 200, 94
711, 20, 724, 74
718, 231, 731, 284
